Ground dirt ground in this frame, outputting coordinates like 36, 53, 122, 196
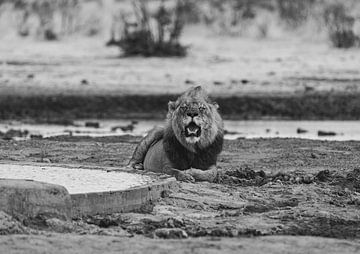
1, 135, 360, 253
1, 22, 360, 253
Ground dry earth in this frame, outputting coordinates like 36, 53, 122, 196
1, 29, 360, 97
1, 25, 360, 253
1, 136, 360, 253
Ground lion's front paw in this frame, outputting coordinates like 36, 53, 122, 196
185, 167, 219, 182
128, 161, 144, 170
176, 171, 195, 183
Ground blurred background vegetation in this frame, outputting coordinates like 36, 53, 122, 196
0, 0, 359, 55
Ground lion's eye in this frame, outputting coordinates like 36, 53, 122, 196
180, 104, 188, 110
199, 105, 206, 112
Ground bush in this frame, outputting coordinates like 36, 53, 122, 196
277, 0, 315, 28
8, 0, 80, 40
203, 0, 274, 36
107, 0, 188, 57
324, 3, 359, 48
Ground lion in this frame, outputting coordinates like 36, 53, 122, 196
128, 86, 224, 182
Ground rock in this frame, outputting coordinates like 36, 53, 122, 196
85, 122, 100, 128
2, 129, 29, 140
316, 170, 331, 182
154, 228, 188, 239
303, 175, 314, 184
45, 218, 73, 233
0, 211, 28, 235
311, 153, 319, 159
0, 179, 72, 222
184, 79, 195, 85
111, 124, 135, 132
30, 134, 43, 140
318, 130, 336, 136
224, 130, 241, 135
295, 177, 302, 184
297, 128, 308, 134
213, 81, 224, 86
42, 158, 52, 163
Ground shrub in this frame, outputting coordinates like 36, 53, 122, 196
107, 0, 188, 57
203, 0, 274, 36
324, 3, 359, 48
277, 0, 314, 28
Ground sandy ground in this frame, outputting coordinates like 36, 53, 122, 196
1, 28, 360, 97
1, 136, 360, 253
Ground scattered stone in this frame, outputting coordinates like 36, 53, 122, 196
111, 124, 135, 132
2, 129, 29, 140
224, 130, 241, 135
243, 203, 271, 214
81, 79, 89, 85
154, 228, 188, 239
184, 79, 195, 85
213, 81, 224, 86
316, 170, 331, 182
84, 215, 121, 228
311, 153, 319, 159
297, 128, 308, 134
304, 86, 315, 92
30, 134, 43, 140
318, 130, 336, 136
27, 74, 34, 79
42, 158, 51, 163
345, 168, 360, 192
303, 175, 314, 184
0, 211, 28, 235
241, 79, 249, 84
85, 122, 100, 128
45, 218, 73, 233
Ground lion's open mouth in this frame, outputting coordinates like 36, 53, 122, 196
185, 122, 201, 137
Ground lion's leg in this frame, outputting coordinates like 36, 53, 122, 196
184, 165, 219, 182
163, 166, 195, 183
128, 126, 164, 169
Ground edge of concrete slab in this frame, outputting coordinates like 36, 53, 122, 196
70, 177, 178, 218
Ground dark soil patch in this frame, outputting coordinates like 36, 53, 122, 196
2, 93, 360, 121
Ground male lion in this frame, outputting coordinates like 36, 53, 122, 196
128, 86, 224, 182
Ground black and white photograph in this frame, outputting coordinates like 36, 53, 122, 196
0, 0, 360, 253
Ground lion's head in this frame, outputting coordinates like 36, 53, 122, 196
166, 86, 224, 152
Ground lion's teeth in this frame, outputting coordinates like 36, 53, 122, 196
187, 128, 198, 134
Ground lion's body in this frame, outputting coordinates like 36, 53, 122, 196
129, 86, 224, 182
143, 139, 171, 173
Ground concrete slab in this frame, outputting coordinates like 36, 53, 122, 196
0, 163, 178, 218
0, 179, 72, 220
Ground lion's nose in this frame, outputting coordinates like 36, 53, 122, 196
187, 112, 198, 118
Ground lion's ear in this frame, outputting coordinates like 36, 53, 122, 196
168, 101, 176, 112
213, 102, 219, 110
